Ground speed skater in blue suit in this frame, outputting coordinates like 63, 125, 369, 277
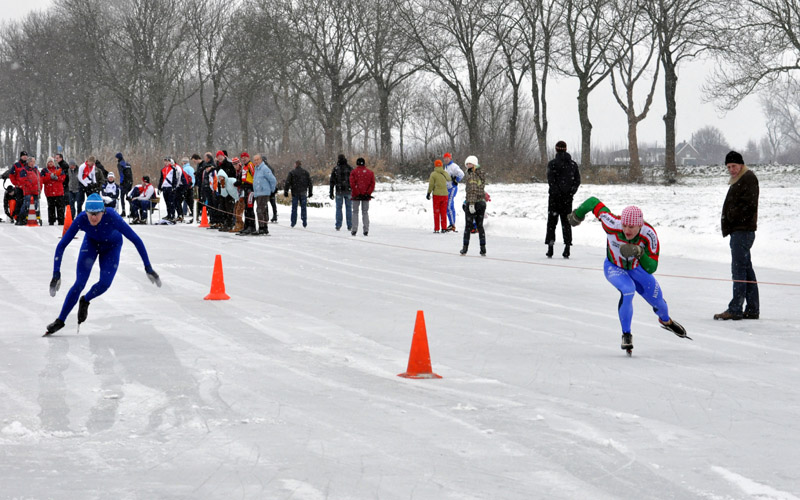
45, 193, 161, 335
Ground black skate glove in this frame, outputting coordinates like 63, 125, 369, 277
567, 211, 584, 227
49, 273, 61, 297
426, 193, 431, 200
620, 243, 644, 259
145, 268, 162, 287
329, 193, 334, 200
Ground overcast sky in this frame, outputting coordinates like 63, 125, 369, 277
2, 1, 766, 158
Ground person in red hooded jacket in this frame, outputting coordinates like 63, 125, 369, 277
41, 156, 66, 225
15, 155, 43, 225
349, 157, 375, 236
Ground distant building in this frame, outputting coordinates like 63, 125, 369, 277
676, 141, 700, 166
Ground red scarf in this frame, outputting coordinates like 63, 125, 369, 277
82, 164, 93, 180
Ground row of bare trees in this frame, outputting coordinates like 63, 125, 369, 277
1, 0, 799, 181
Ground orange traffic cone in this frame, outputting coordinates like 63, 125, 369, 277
204, 254, 230, 300
26, 196, 38, 227
398, 310, 442, 379
198, 205, 209, 228
61, 205, 73, 237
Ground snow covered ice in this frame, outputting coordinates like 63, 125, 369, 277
1, 167, 800, 499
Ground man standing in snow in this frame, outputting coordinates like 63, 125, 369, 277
284, 160, 313, 228
45, 193, 161, 335
546, 140, 581, 259
349, 157, 375, 236
329, 154, 353, 231
253, 153, 277, 235
714, 151, 759, 321
115, 153, 133, 217
443, 152, 464, 232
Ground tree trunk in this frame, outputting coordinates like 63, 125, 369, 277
662, 60, 678, 182
508, 83, 520, 159
377, 84, 392, 160
627, 113, 642, 182
577, 83, 592, 167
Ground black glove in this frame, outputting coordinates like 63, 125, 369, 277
620, 244, 644, 259
426, 193, 431, 200
452, 179, 458, 186
233, 180, 241, 188
329, 193, 334, 200
146, 268, 162, 287
308, 193, 312, 198
49, 273, 61, 297
567, 211, 584, 227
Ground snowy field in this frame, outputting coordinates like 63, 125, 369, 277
1, 165, 799, 499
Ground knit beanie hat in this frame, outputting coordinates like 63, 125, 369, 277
464, 155, 479, 168
621, 206, 643, 226
85, 193, 105, 213
240, 152, 250, 159
443, 152, 452, 161
216, 150, 225, 158
725, 150, 744, 165
434, 159, 443, 168
356, 157, 365, 166
555, 141, 567, 152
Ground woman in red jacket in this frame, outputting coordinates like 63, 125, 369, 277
41, 157, 66, 225
16, 156, 43, 225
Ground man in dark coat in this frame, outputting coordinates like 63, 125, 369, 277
714, 151, 759, 321
284, 160, 313, 228
115, 153, 133, 217
545, 140, 581, 258
329, 153, 353, 231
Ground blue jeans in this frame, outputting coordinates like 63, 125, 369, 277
291, 195, 307, 227
68, 191, 81, 217
728, 231, 759, 315
335, 193, 352, 229
19, 194, 39, 221
604, 260, 670, 333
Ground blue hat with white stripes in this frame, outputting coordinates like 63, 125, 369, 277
85, 193, 105, 213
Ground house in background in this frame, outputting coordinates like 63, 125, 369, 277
676, 141, 700, 166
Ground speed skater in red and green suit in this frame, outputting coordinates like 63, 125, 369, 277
568, 197, 689, 351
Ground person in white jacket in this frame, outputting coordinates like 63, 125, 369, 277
127, 176, 156, 224
443, 152, 464, 232
78, 156, 100, 209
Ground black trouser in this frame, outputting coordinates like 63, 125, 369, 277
47, 195, 65, 225
218, 196, 234, 228
243, 187, 255, 229
545, 210, 572, 246
269, 192, 278, 220
119, 183, 132, 214
462, 201, 486, 246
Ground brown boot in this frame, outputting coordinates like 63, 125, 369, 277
229, 199, 245, 232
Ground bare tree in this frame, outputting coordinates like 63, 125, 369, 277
563, 0, 620, 167
401, 0, 504, 151
350, 0, 422, 160
644, 0, 721, 180
186, 0, 234, 149
706, 0, 800, 110
606, 0, 660, 181
492, 4, 529, 160
269, 0, 370, 158
515, 0, 563, 165
759, 77, 800, 151
691, 125, 729, 164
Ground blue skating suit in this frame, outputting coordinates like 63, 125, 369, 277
53, 208, 153, 321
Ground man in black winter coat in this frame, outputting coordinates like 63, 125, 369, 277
284, 160, 313, 227
545, 140, 581, 258
115, 152, 133, 216
329, 154, 353, 231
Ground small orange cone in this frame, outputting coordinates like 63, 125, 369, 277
26, 196, 38, 227
398, 311, 442, 379
204, 254, 230, 300
62, 205, 73, 236
198, 205, 209, 228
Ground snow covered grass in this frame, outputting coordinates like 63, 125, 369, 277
1, 165, 799, 499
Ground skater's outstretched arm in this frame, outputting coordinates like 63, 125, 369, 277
110, 211, 153, 272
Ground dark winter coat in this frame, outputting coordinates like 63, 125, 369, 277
116, 154, 133, 188
58, 159, 70, 193
329, 159, 353, 196
284, 166, 313, 198
217, 158, 236, 178
546, 151, 581, 213
349, 166, 375, 201
721, 167, 758, 237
